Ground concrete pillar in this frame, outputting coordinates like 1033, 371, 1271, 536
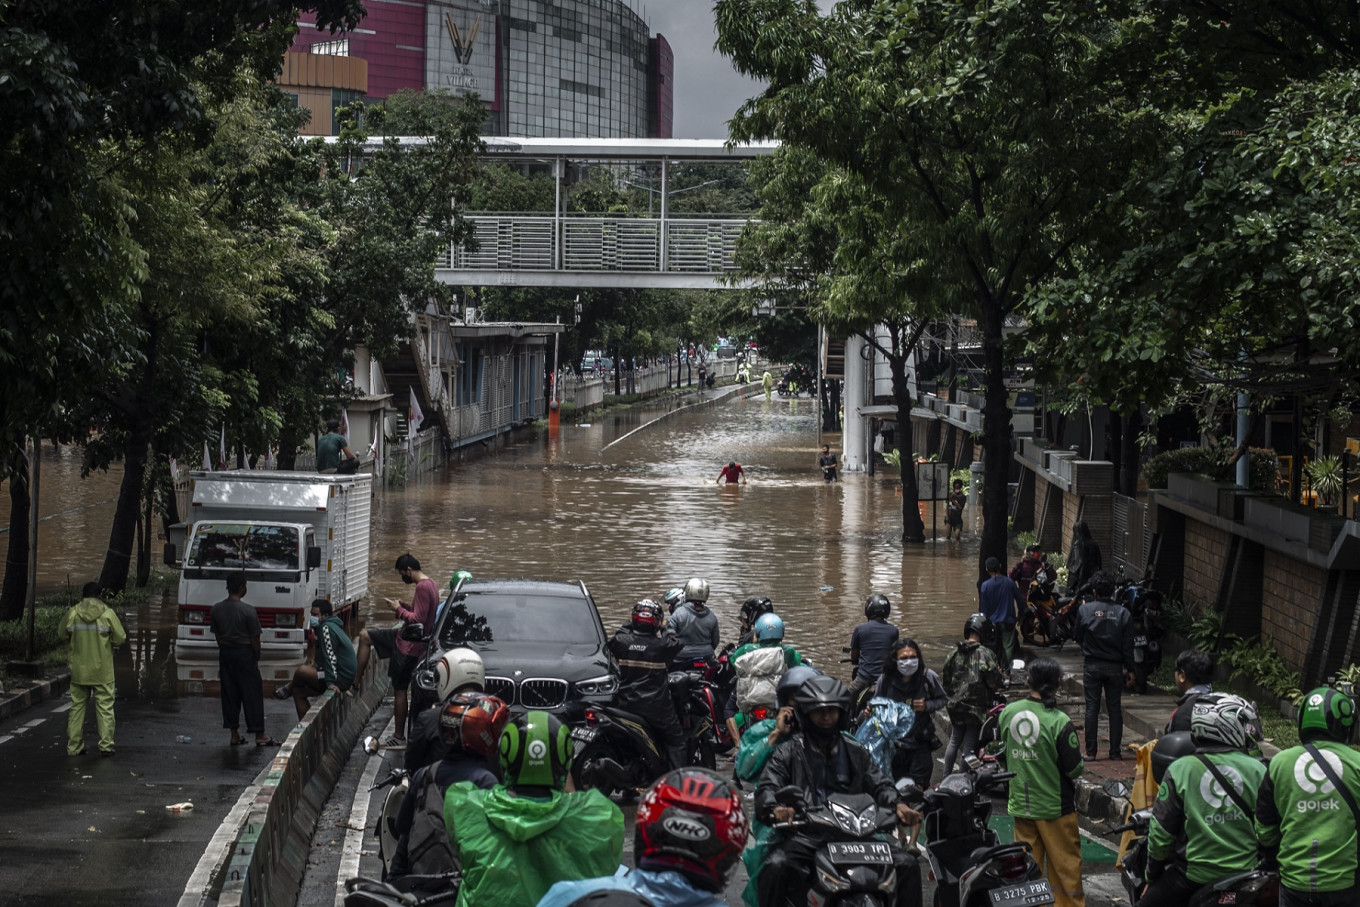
969, 461, 985, 509
843, 335, 867, 472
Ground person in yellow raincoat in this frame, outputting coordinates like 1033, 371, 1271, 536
65, 582, 126, 756
761, 370, 774, 401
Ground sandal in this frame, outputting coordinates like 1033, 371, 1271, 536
255, 737, 282, 747
230, 736, 247, 746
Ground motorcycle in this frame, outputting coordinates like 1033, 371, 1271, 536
1117, 577, 1164, 693
344, 736, 461, 905
900, 758, 1053, 907
771, 785, 904, 906
570, 676, 718, 795
1018, 578, 1078, 648
1113, 807, 1278, 906
675, 644, 737, 754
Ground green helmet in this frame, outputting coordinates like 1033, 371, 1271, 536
499, 709, 573, 789
1299, 686, 1356, 743
450, 569, 473, 591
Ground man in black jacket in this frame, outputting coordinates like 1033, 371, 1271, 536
1073, 571, 1135, 760
756, 674, 922, 907
1165, 648, 1214, 734
607, 599, 686, 769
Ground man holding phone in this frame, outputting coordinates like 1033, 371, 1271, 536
354, 553, 440, 746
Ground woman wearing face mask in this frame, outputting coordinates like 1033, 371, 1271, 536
874, 637, 947, 789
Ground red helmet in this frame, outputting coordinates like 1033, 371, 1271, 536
438, 692, 510, 757
634, 768, 749, 889
631, 599, 663, 631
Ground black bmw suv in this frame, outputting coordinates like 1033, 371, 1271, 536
411, 578, 618, 716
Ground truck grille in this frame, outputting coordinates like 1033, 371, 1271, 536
520, 679, 569, 708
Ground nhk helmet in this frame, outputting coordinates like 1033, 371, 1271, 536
439, 693, 510, 757
435, 647, 486, 701
864, 594, 891, 620
500, 709, 573, 790
1190, 693, 1260, 752
1299, 687, 1356, 744
634, 769, 749, 890
631, 599, 664, 632
684, 577, 710, 604
753, 613, 784, 643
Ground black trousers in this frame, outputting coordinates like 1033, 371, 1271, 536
625, 695, 688, 769
1137, 864, 1199, 907
759, 832, 921, 907
219, 644, 264, 734
892, 745, 935, 791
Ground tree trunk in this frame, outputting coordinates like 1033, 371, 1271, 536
101, 427, 151, 594
0, 436, 30, 621
889, 328, 926, 544
978, 304, 1013, 581
136, 477, 153, 587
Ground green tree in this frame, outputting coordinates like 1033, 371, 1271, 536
716, 0, 1151, 569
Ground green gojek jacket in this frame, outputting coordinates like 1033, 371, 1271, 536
1148, 750, 1267, 884
999, 697, 1084, 820
1257, 740, 1360, 894
443, 783, 624, 907
64, 597, 127, 686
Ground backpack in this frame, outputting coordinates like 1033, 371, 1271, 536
735, 645, 787, 712
403, 766, 461, 881
942, 644, 988, 722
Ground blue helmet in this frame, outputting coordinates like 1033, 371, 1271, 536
754, 613, 784, 643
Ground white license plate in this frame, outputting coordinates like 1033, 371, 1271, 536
990, 879, 1053, 906
826, 841, 893, 865
1133, 635, 1148, 647
571, 726, 597, 744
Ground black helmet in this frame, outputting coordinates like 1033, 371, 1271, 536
1150, 731, 1196, 784
964, 612, 993, 641
864, 594, 891, 620
740, 595, 774, 625
791, 675, 851, 738
1299, 686, 1357, 744
775, 665, 820, 710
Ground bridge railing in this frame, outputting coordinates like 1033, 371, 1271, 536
447, 213, 750, 274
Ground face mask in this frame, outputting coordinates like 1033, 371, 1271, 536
309, 616, 320, 629
897, 658, 919, 676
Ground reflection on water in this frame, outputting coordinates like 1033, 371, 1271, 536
4, 395, 988, 698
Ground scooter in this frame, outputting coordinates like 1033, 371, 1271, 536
1018, 579, 1078, 648
901, 758, 1053, 907
770, 786, 903, 906
1117, 578, 1164, 693
570, 680, 718, 795
1113, 807, 1278, 906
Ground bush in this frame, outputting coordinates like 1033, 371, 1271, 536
1142, 445, 1277, 492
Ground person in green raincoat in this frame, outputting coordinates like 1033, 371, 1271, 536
64, 582, 126, 756
734, 665, 820, 907
444, 709, 623, 907
761, 370, 774, 401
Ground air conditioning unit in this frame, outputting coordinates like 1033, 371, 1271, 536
464, 306, 480, 324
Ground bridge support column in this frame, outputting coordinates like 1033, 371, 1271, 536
844, 335, 867, 473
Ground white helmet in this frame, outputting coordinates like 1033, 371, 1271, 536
435, 647, 486, 701
684, 577, 710, 604
1191, 693, 1260, 752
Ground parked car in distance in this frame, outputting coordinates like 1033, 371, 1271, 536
410, 578, 617, 718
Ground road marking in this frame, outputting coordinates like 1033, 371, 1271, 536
335, 718, 397, 906
0, 735, 12, 746
24, 718, 45, 727
53, 702, 72, 713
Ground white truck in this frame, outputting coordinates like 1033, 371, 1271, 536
167, 470, 372, 657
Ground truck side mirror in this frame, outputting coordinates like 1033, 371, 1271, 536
163, 542, 177, 566
307, 547, 322, 570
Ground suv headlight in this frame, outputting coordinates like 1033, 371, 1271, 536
413, 663, 438, 694
576, 674, 618, 697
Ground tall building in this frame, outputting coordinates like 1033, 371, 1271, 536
282, 0, 673, 138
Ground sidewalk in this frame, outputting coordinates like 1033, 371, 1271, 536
0, 666, 69, 722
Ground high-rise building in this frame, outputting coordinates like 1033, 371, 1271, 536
281, 0, 673, 138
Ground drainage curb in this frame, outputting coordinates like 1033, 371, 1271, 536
0, 669, 70, 722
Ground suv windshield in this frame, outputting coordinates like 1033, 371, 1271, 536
437, 591, 602, 647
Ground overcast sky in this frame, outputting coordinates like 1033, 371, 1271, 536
638, 1, 833, 139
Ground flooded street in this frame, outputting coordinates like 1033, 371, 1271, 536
4, 393, 991, 691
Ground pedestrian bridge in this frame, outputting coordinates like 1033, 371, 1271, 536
435, 137, 778, 289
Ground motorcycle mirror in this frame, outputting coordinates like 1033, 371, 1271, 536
363, 735, 380, 755
895, 777, 918, 794
1010, 658, 1026, 672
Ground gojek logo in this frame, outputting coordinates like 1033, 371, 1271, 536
1294, 749, 1345, 814
1199, 763, 1244, 811
1011, 710, 1042, 748
527, 739, 548, 763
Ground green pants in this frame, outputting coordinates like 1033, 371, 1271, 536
69, 681, 116, 754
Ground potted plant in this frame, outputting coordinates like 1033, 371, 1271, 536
1306, 454, 1343, 507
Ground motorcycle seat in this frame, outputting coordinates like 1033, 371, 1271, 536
968, 842, 1029, 864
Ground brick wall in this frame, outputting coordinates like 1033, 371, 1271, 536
1260, 550, 1326, 672
1181, 520, 1230, 608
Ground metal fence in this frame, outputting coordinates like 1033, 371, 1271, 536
1112, 492, 1151, 576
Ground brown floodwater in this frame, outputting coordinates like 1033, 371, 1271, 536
2, 395, 991, 690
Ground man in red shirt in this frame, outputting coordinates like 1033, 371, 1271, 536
716, 461, 747, 485
355, 553, 440, 746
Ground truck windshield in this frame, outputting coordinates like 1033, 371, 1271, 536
187, 524, 300, 570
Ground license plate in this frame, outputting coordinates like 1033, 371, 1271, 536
825, 841, 893, 865
571, 726, 597, 744
990, 879, 1053, 906
1133, 635, 1148, 647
